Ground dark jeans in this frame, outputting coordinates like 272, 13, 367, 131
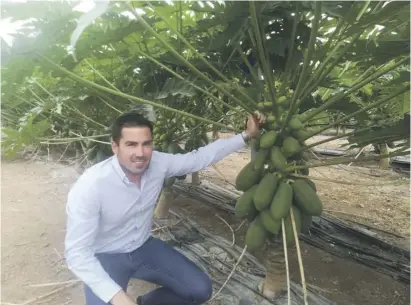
84, 237, 213, 305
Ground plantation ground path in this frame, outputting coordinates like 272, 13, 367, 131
1, 134, 409, 305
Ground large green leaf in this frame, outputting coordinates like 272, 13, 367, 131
346, 116, 410, 149
344, 40, 410, 66
1, 112, 51, 159
69, 0, 110, 61
154, 77, 197, 99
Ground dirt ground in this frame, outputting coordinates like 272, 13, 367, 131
1, 133, 410, 305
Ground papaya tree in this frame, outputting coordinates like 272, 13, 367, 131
59, 1, 409, 300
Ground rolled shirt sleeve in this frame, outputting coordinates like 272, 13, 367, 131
64, 181, 122, 303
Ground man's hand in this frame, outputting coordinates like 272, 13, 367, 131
245, 111, 265, 138
111, 290, 137, 305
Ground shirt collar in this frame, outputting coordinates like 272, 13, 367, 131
111, 154, 129, 184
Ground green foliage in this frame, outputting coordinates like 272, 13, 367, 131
346, 115, 410, 150
2, 112, 50, 159
1, 0, 409, 163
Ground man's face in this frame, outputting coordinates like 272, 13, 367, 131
112, 126, 153, 177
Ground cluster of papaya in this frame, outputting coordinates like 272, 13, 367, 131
153, 115, 179, 151
234, 98, 323, 252
366, 113, 392, 127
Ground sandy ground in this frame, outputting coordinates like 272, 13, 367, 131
1, 133, 409, 305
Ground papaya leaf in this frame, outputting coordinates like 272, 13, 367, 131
319, 1, 354, 18
326, 95, 363, 117
69, 0, 110, 62
383, 70, 411, 87
1, 113, 50, 160
343, 1, 410, 38
344, 40, 410, 67
266, 37, 287, 57
345, 117, 410, 149
154, 77, 197, 99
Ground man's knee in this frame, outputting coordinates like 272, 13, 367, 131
190, 273, 213, 304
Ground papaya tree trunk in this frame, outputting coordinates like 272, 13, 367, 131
379, 143, 390, 169
212, 127, 219, 141
191, 171, 201, 185
75, 145, 83, 168
154, 187, 173, 219
336, 125, 340, 136
258, 246, 287, 299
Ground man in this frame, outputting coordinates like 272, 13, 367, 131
64, 111, 264, 305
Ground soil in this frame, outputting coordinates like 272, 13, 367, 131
1, 133, 410, 305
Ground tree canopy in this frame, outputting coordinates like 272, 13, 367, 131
1, 0, 410, 160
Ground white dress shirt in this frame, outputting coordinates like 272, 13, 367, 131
64, 133, 246, 303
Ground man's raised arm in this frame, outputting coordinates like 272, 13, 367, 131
163, 133, 247, 178
162, 113, 264, 178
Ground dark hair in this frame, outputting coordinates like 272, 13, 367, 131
111, 111, 153, 144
